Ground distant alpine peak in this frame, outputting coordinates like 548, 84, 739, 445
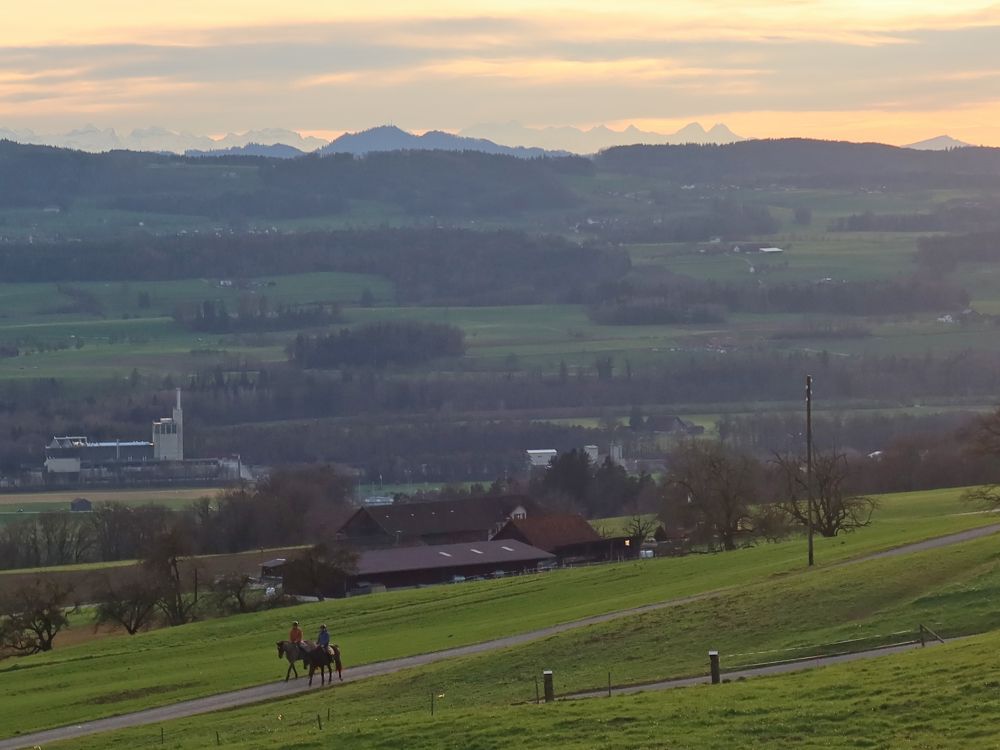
457, 120, 744, 152
904, 134, 972, 150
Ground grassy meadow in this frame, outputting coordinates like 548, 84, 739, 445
0, 487, 996, 739
59, 630, 1000, 750
35, 500, 1000, 748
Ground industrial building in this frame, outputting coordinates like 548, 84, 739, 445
39, 389, 248, 486
44, 389, 185, 475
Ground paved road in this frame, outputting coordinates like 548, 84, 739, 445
3, 523, 997, 750
566, 640, 940, 699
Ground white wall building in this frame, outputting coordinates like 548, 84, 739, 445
152, 388, 184, 461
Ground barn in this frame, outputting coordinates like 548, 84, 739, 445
335, 495, 541, 547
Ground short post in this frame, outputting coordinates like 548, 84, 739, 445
919, 625, 926, 648
317, 714, 323, 731
543, 670, 554, 703
327, 706, 331, 721
216, 730, 221, 746
431, 691, 435, 716
709, 651, 721, 685
160, 727, 164, 745
535, 676, 540, 705
608, 671, 612, 697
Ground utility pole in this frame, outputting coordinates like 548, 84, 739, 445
806, 375, 814, 567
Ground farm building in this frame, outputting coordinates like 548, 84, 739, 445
281, 540, 555, 595
492, 513, 629, 563
335, 495, 541, 547
69, 497, 92, 512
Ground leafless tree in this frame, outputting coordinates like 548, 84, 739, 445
623, 515, 658, 548
142, 526, 200, 626
772, 451, 878, 537
663, 440, 762, 551
93, 570, 160, 635
210, 572, 258, 613
0, 578, 72, 654
962, 407, 1000, 507
283, 542, 359, 600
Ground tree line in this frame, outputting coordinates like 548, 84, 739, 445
0, 228, 630, 307
589, 275, 969, 322
288, 321, 465, 369
173, 298, 343, 333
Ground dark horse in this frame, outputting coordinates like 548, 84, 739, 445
276, 640, 334, 686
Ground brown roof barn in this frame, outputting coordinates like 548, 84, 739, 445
283, 540, 554, 595
492, 514, 628, 563
336, 495, 541, 547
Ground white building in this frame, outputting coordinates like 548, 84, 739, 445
526, 449, 558, 469
152, 388, 184, 461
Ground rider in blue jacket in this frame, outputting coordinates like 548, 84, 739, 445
317, 624, 331, 654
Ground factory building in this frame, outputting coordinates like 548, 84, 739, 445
44, 389, 185, 475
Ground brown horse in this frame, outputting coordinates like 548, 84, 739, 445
276, 640, 304, 681
302, 644, 334, 686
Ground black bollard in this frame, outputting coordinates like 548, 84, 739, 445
709, 651, 721, 685
543, 670, 554, 703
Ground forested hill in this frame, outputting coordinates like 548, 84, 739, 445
597, 139, 1000, 186
4, 137, 1000, 221
0, 140, 586, 217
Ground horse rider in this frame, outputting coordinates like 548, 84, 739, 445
289, 621, 303, 647
317, 624, 332, 656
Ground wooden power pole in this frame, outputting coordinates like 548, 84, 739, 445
806, 375, 814, 567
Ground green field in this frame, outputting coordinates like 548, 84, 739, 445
63, 630, 1000, 749
0, 487, 217, 526
32, 487, 1000, 749
0, 487, 995, 739
2, 191, 999, 384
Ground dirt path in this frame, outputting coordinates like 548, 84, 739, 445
2, 524, 997, 750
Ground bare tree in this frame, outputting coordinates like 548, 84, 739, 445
210, 572, 258, 613
93, 571, 161, 635
962, 407, 1000, 507
663, 440, 761, 551
0, 578, 72, 654
283, 543, 359, 600
623, 515, 658, 549
143, 526, 200, 626
772, 451, 878, 537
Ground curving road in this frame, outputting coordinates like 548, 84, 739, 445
2, 523, 997, 750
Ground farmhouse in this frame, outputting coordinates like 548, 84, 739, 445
335, 494, 541, 547
491, 513, 628, 563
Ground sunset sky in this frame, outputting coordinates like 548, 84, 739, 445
3, 1, 1000, 145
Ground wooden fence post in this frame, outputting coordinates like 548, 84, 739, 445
543, 670, 554, 703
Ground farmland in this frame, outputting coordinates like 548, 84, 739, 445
55, 631, 1000, 749
0, 486, 994, 747
0, 487, 996, 740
